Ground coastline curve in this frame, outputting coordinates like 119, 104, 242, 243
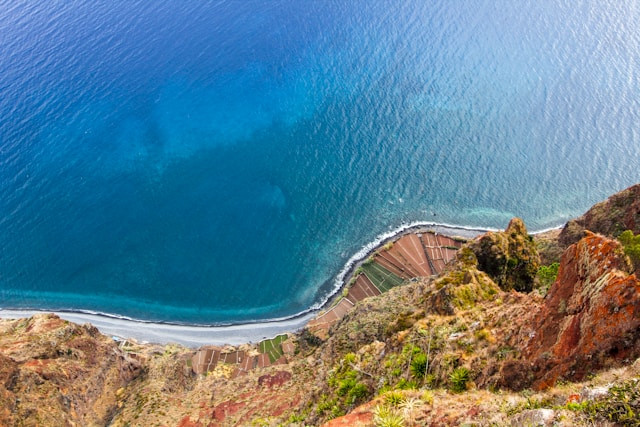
0, 221, 562, 346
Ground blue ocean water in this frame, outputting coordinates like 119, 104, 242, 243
1, 1, 639, 323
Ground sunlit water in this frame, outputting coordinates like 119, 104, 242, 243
1, 1, 639, 323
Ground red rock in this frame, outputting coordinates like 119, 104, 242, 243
322, 410, 373, 426
566, 394, 580, 404
211, 399, 245, 422
559, 183, 640, 247
0, 314, 143, 425
467, 406, 480, 417
513, 233, 640, 389
257, 371, 291, 388
177, 415, 203, 427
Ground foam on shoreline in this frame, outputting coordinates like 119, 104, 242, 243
0, 309, 317, 347
311, 221, 492, 312
0, 221, 562, 347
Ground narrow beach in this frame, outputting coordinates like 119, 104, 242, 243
0, 222, 550, 348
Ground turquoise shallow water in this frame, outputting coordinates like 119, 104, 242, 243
1, 1, 640, 323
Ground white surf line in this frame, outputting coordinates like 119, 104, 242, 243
0, 222, 563, 347
317, 221, 489, 307
0, 309, 316, 348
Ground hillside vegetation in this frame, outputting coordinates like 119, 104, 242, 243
2, 185, 640, 426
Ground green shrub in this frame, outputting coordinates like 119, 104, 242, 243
596, 379, 640, 426
343, 352, 357, 364
337, 378, 357, 397
316, 395, 333, 415
449, 367, 471, 393
330, 405, 345, 419
395, 379, 418, 390
373, 405, 405, 427
420, 390, 434, 405
384, 391, 406, 407
536, 262, 559, 293
410, 353, 428, 379
424, 373, 437, 388
618, 230, 640, 270
346, 382, 369, 404
287, 412, 306, 423
564, 379, 640, 426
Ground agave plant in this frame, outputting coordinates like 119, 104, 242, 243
373, 404, 405, 427
400, 397, 423, 425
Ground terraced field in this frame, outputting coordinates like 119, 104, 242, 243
359, 261, 404, 291
307, 231, 463, 338
259, 334, 288, 363
191, 230, 464, 374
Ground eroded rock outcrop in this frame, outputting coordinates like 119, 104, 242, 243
469, 218, 540, 292
559, 183, 640, 247
503, 232, 640, 390
0, 313, 142, 426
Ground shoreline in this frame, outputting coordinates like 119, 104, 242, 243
0, 221, 564, 347
0, 309, 317, 347
315, 221, 489, 313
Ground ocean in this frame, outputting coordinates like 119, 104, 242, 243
1, 0, 639, 324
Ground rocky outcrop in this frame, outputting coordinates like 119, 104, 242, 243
0, 314, 142, 426
503, 233, 640, 390
469, 218, 540, 292
559, 184, 640, 247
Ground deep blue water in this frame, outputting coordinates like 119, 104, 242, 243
1, 1, 640, 323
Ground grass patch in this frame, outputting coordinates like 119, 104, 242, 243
449, 367, 471, 393
619, 230, 640, 271
567, 379, 640, 426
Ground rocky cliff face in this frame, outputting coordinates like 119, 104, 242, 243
320, 227, 640, 426
500, 232, 640, 390
0, 314, 142, 426
559, 183, 640, 247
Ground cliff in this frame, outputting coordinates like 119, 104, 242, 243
559, 183, 640, 247
2, 185, 640, 426
0, 314, 142, 425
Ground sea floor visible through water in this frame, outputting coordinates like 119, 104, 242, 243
1, 1, 639, 325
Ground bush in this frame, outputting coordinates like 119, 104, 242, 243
373, 405, 405, 427
536, 262, 559, 294
343, 352, 357, 364
596, 379, 640, 426
618, 230, 640, 271
567, 379, 640, 426
420, 390, 434, 404
410, 353, 428, 379
395, 379, 418, 390
336, 378, 357, 397
384, 391, 406, 407
346, 382, 369, 405
449, 367, 471, 393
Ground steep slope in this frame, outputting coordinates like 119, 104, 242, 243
299, 218, 640, 425
559, 183, 640, 247
0, 314, 142, 426
2, 185, 640, 426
